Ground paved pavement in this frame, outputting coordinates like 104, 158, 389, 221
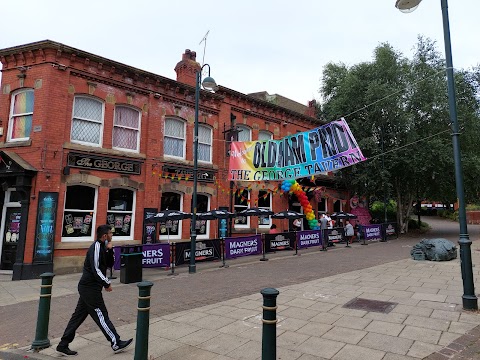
1, 216, 480, 359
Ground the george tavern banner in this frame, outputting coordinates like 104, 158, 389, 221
228, 118, 366, 181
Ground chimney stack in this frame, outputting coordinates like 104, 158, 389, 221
305, 99, 317, 118
174, 49, 201, 87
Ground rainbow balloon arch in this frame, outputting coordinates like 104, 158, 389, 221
280, 179, 320, 230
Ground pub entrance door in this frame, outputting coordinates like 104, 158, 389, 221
0, 189, 21, 271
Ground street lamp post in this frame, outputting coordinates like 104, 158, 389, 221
395, 0, 477, 310
189, 64, 218, 274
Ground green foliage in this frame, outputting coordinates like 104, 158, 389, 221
408, 219, 431, 233
466, 204, 480, 211
437, 209, 459, 221
370, 200, 397, 221
319, 36, 480, 233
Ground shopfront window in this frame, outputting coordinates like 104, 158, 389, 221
107, 188, 135, 239
234, 189, 249, 228
159, 192, 183, 240
195, 194, 210, 238
334, 199, 342, 212
318, 198, 327, 215
62, 185, 97, 240
258, 190, 271, 227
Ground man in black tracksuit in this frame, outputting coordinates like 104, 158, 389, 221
56, 225, 132, 356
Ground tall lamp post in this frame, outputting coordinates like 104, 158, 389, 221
395, 0, 477, 310
190, 64, 218, 274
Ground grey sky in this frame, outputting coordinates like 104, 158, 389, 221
1, 0, 478, 107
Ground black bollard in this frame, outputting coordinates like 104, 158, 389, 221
134, 281, 154, 360
31, 272, 55, 351
261, 288, 279, 360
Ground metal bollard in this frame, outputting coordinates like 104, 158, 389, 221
261, 288, 279, 360
31, 272, 55, 351
134, 281, 154, 360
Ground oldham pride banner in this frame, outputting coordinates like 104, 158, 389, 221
228, 117, 366, 181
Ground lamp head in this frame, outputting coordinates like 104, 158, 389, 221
202, 76, 218, 92
395, 0, 422, 13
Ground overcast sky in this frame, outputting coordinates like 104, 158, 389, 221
1, 0, 479, 107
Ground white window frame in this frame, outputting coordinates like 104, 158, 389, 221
7, 89, 34, 142
164, 118, 186, 160
70, 96, 105, 147
159, 191, 184, 241
196, 194, 210, 240
107, 188, 136, 241
318, 197, 327, 214
237, 125, 252, 142
0, 189, 22, 260
61, 185, 98, 242
112, 105, 141, 153
258, 130, 273, 141
258, 191, 272, 228
197, 124, 213, 163
234, 190, 250, 229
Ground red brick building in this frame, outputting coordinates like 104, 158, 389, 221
0, 40, 348, 280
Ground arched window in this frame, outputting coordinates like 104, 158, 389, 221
258, 190, 271, 227
113, 106, 141, 152
195, 194, 210, 239
164, 118, 186, 159
234, 189, 250, 228
159, 192, 183, 240
258, 130, 273, 141
237, 125, 251, 142
8, 89, 34, 142
62, 185, 97, 241
198, 125, 212, 163
71, 96, 104, 146
107, 188, 135, 240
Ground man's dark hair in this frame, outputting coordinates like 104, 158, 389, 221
97, 224, 111, 239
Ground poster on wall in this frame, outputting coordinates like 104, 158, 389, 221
142, 208, 158, 244
33, 192, 59, 263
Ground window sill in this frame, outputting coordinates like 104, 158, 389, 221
0, 139, 32, 148
64, 142, 146, 160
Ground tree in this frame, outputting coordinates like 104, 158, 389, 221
320, 37, 480, 232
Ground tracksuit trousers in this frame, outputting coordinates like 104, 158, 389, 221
58, 285, 120, 350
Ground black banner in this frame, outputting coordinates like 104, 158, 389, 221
174, 239, 221, 266
383, 222, 398, 239
67, 152, 142, 175
33, 192, 59, 263
162, 165, 216, 183
264, 232, 295, 253
326, 227, 345, 244
142, 208, 158, 244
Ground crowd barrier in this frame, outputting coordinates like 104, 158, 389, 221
111, 222, 398, 270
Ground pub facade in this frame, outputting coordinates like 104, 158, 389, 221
0, 40, 348, 279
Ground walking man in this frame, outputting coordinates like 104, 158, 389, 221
56, 225, 132, 356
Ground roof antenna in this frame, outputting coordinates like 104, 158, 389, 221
199, 30, 210, 67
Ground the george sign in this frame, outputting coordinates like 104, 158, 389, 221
161, 165, 216, 183
67, 152, 142, 175
33, 192, 59, 263
142, 208, 158, 244
228, 117, 366, 181
224, 235, 261, 259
